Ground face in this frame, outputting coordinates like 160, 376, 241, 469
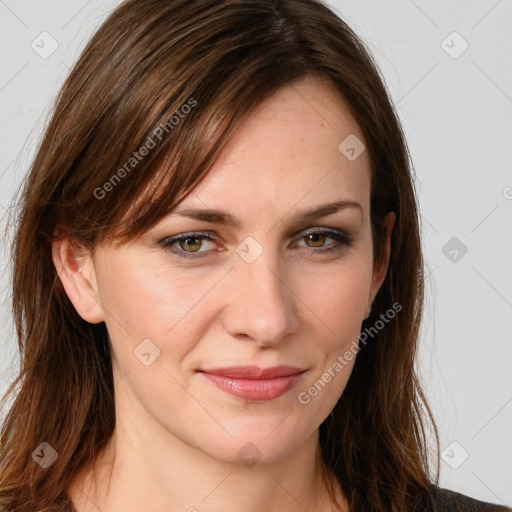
54, 77, 394, 466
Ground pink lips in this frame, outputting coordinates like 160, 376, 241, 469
199, 365, 306, 401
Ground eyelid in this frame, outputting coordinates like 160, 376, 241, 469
161, 231, 218, 254
292, 226, 350, 241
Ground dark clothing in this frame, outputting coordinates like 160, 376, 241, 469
417, 485, 511, 512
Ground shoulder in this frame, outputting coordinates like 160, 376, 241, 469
418, 484, 512, 512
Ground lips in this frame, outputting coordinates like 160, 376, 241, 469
199, 365, 306, 401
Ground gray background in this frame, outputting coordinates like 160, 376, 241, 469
0, 0, 510, 504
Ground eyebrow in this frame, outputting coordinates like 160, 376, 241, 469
170, 199, 363, 229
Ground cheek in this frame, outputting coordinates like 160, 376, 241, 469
293, 266, 370, 415
95, 254, 228, 368
296, 259, 371, 348
97, 253, 215, 332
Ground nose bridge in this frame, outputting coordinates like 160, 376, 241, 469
222, 237, 299, 345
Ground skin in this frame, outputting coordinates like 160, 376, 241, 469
53, 76, 395, 512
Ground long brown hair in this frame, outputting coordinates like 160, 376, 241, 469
1, 1, 440, 510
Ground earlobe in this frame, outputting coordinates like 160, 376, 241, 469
51, 236, 105, 324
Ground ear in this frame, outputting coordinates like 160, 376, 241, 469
368, 212, 396, 309
51, 235, 105, 324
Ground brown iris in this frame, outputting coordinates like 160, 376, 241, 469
179, 237, 202, 252
304, 233, 326, 248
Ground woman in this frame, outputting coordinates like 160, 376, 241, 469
0, 1, 510, 511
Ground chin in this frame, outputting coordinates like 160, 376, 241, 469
194, 422, 308, 467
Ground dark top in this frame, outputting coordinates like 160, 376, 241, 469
56, 484, 511, 511
416, 485, 511, 511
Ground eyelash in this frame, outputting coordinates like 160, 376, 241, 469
160, 228, 352, 260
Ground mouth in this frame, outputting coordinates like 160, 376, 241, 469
198, 365, 306, 401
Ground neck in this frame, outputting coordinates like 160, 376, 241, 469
67, 413, 346, 512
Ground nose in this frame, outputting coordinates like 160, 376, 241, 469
220, 247, 300, 347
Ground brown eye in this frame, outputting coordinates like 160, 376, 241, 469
161, 232, 218, 259
294, 229, 352, 254
179, 236, 203, 252
304, 233, 327, 248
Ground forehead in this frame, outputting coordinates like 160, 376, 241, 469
175, 78, 371, 218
